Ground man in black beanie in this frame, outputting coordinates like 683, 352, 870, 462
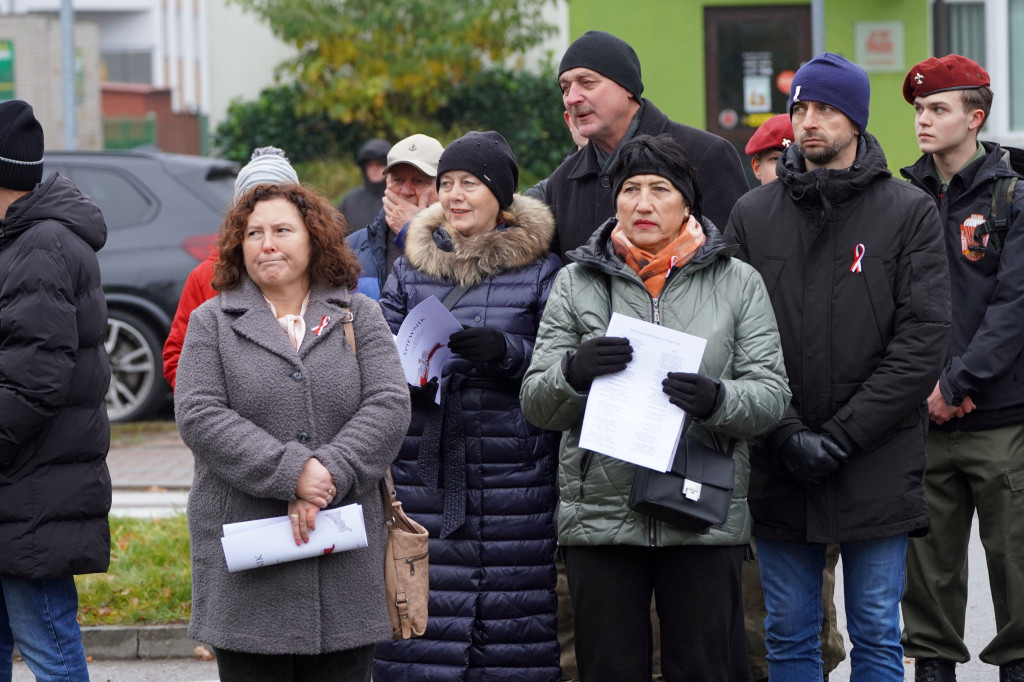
0, 100, 111, 681
541, 30, 748, 259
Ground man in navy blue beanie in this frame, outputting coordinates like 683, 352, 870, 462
725, 54, 951, 681
533, 30, 749, 260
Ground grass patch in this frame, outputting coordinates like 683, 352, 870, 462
109, 420, 179, 448
76, 514, 191, 626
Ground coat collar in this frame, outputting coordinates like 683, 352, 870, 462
219, 276, 354, 361
566, 99, 670, 182
402, 194, 555, 286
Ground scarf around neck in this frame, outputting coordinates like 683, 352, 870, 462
611, 214, 706, 298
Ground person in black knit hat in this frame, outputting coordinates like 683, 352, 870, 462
373, 131, 565, 681
0, 99, 112, 681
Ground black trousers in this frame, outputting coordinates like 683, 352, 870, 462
564, 544, 749, 682
212, 643, 375, 682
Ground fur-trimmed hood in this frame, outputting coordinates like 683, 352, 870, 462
403, 194, 555, 286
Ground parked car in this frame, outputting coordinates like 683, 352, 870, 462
42, 149, 238, 422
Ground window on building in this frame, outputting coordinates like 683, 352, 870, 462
101, 51, 152, 84
1011, 0, 1024, 129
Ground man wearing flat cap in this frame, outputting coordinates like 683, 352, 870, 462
899, 54, 1024, 682
543, 30, 748, 260
0, 100, 111, 680
725, 53, 950, 680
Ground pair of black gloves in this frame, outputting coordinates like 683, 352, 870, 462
779, 430, 848, 488
564, 336, 722, 420
408, 327, 507, 406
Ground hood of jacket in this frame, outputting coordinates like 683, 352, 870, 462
566, 214, 737, 279
403, 193, 555, 286
0, 172, 107, 254
777, 132, 892, 217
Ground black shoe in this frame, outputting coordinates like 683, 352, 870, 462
915, 658, 956, 682
1001, 658, 1024, 682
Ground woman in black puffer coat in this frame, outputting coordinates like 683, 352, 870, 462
373, 131, 563, 682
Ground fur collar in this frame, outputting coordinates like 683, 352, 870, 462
403, 194, 555, 286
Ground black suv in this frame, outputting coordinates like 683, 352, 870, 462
43, 150, 237, 422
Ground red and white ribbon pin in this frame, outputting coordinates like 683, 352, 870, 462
850, 244, 865, 274
312, 315, 331, 336
666, 255, 679, 278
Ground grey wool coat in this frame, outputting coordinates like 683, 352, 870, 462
174, 276, 411, 655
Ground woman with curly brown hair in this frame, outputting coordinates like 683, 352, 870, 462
175, 182, 411, 681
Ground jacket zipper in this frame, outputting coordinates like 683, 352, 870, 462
649, 294, 663, 546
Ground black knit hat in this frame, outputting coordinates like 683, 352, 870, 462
559, 31, 644, 101
436, 131, 519, 209
0, 100, 44, 191
356, 138, 390, 166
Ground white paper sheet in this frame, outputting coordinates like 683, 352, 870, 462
220, 503, 368, 573
394, 295, 464, 404
578, 313, 707, 472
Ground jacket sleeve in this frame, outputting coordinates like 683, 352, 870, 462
941, 181, 1024, 405
378, 258, 410, 335
308, 295, 411, 500
520, 266, 591, 430
162, 257, 216, 390
821, 194, 951, 455
703, 266, 791, 440
691, 138, 750, 232
174, 305, 312, 500
0, 242, 79, 469
492, 253, 563, 380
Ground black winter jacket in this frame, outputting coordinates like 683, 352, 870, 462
725, 134, 950, 544
0, 172, 112, 579
901, 142, 1024, 431
373, 195, 563, 681
544, 99, 749, 259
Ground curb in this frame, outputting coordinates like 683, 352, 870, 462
15, 624, 208, 661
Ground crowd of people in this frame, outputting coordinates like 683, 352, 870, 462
2, 25, 1022, 682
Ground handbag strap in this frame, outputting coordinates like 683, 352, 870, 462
440, 284, 471, 310
380, 468, 397, 523
341, 307, 356, 355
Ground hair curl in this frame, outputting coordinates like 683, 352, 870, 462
211, 183, 359, 292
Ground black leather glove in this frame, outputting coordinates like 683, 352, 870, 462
448, 327, 506, 363
779, 430, 848, 488
564, 336, 633, 391
662, 372, 722, 420
408, 377, 439, 408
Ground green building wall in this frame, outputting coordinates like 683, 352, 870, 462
567, 0, 931, 172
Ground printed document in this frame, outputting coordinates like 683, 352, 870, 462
394, 295, 464, 403
579, 313, 707, 471
220, 503, 367, 573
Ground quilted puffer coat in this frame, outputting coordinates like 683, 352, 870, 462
520, 217, 790, 549
373, 195, 563, 682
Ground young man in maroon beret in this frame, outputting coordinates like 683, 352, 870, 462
745, 113, 793, 186
899, 54, 1024, 682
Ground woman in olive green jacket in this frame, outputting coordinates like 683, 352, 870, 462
520, 135, 790, 682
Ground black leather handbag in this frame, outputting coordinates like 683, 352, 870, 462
628, 434, 736, 534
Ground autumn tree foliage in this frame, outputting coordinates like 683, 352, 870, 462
230, 0, 558, 137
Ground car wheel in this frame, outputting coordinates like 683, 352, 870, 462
104, 310, 167, 422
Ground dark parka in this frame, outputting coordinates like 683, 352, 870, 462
544, 99, 749, 258
901, 142, 1024, 431
724, 133, 951, 544
373, 195, 563, 682
0, 172, 112, 579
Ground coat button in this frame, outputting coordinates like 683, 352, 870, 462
297, 432, 310, 443
474, 315, 482, 322
600, 176, 610, 188
291, 370, 303, 381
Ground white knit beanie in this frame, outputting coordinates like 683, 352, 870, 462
233, 146, 299, 198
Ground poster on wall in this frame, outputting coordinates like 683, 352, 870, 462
0, 41, 14, 101
855, 22, 904, 72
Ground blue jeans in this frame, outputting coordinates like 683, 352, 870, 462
0, 576, 90, 682
757, 534, 907, 682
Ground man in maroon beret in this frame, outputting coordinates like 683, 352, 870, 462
900, 54, 1024, 682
